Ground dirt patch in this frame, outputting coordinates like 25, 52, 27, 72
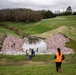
0, 58, 45, 66
20, 60, 45, 66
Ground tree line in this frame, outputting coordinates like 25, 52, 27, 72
55, 6, 76, 16
0, 8, 56, 22
0, 6, 75, 22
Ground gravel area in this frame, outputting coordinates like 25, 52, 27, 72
44, 33, 74, 54
1, 33, 74, 55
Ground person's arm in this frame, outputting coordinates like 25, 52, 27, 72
62, 54, 65, 60
54, 55, 56, 59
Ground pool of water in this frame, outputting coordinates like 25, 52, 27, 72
22, 37, 47, 53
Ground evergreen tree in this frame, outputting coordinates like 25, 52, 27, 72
65, 6, 72, 15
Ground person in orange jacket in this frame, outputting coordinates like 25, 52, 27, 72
54, 48, 65, 72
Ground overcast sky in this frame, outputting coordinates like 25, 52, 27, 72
0, 0, 76, 12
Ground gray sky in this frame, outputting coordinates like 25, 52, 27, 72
0, 0, 76, 12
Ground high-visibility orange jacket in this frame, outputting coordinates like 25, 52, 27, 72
55, 52, 62, 62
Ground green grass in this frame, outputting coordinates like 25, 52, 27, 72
0, 64, 76, 75
0, 55, 25, 61
0, 54, 76, 75
62, 26, 76, 41
0, 15, 76, 39
0, 15, 76, 75
2, 15, 76, 35
0, 27, 15, 34
66, 39, 76, 52
0, 27, 21, 38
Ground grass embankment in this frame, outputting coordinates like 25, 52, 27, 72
0, 54, 76, 75
0, 15, 76, 40
66, 39, 76, 52
0, 15, 76, 41
0, 27, 21, 38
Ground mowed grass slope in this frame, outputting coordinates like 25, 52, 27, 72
1, 15, 75, 40
3, 15, 76, 35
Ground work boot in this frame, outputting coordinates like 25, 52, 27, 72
58, 68, 62, 73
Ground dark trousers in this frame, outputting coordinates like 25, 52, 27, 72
55, 62, 62, 72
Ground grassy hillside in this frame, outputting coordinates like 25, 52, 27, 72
66, 39, 76, 52
0, 26, 22, 38
0, 15, 75, 39
1, 15, 76, 35
34, 26, 76, 41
